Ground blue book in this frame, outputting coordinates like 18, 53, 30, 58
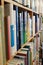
16, 6, 21, 50
35, 15, 37, 33
16, 6, 19, 50
22, 0, 24, 5
20, 12, 23, 46
23, 11, 25, 43
23, 46, 30, 65
10, 25, 14, 47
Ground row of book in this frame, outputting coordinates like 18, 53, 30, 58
12, 0, 40, 13
4, 3, 41, 57
7, 35, 40, 65
0, 4, 41, 65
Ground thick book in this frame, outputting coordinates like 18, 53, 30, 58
0, 6, 6, 65
4, 4, 16, 56
4, 16, 11, 60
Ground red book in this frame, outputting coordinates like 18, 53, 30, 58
4, 16, 11, 60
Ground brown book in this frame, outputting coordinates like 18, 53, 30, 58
4, 16, 11, 60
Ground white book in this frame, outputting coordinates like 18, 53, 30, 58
33, 16, 35, 36
37, 17, 39, 32
13, 10, 17, 52
24, 0, 27, 6
26, 42, 34, 61
10, 4, 16, 56
29, 17, 32, 37
32, 0, 35, 10
38, 36, 40, 51
19, 0, 22, 4
26, 0, 30, 8
4, 4, 16, 56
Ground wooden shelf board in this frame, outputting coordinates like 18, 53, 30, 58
4, 0, 40, 15
33, 11, 39, 15
4, 0, 32, 12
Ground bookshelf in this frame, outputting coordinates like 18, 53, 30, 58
0, 0, 42, 65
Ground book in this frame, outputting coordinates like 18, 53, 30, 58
0, 6, 6, 65
4, 4, 17, 56
18, 12, 21, 49
4, 16, 11, 60
16, 6, 21, 50
23, 11, 25, 43
23, 11, 28, 43
32, 0, 35, 11
13, 7, 17, 53
26, 42, 34, 60
27, 13, 30, 39
26, 0, 30, 8
33, 15, 35, 36
35, 15, 37, 33
7, 55, 25, 65
16, 50, 27, 65
19, 12, 23, 46
37, 16, 39, 32
21, 47, 30, 65
24, 11, 28, 42
29, 16, 33, 37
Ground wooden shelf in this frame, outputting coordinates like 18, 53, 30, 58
33, 11, 39, 15
4, 0, 32, 12
4, 0, 39, 15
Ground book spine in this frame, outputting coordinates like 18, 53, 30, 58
16, 6, 19, 50
4, 16, 11, 60
35, 15, 37, 33
23, 11, 25, 43
33, 16, 35, 36
18, 13, 21, 49
24, 11, 28, 42
10, 4, 15, 56
20, 12, 23, 46
28, 0, 30, 8
13, 10, 17, 52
